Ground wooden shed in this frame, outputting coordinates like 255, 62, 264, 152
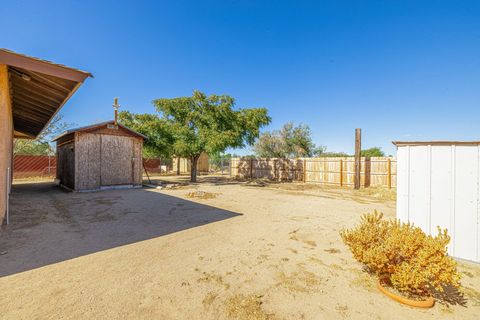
53, 121, 146, 191
173, 152, 209, 174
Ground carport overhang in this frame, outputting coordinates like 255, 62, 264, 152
0, 49, 92, 138
0, 48, 91, 224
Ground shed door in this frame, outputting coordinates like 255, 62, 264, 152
100, 135, 133, 186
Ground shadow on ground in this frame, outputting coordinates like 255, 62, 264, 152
0, 182, 241, 277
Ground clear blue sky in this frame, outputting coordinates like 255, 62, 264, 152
2, 1, 480, 156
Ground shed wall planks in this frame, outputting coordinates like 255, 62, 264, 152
75, 132, 101, 190
100, 135, 133, 186
397, 144, 480, 263
56, 123, 144, 191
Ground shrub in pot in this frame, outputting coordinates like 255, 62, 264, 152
340, 211, 460, 303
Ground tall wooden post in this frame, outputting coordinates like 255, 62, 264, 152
354, 128, 361, 189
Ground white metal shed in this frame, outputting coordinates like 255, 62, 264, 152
394, 141, 480, 263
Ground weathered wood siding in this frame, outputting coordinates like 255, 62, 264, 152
132, 138, 143, 185
57, 142, 75, 189
72, 131, 143, 190
75, 132, 101, 190
100, 135, 133, 186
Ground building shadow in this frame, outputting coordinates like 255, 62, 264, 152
0, 182, 241, 277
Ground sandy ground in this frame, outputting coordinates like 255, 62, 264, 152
0, 176, 479, 319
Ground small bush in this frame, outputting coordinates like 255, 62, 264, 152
340, 211, 460, 298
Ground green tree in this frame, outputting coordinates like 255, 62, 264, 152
153, 90, 270, 182
14, 114, 72, 155
118, 111, 174, 158
320, 151, 350, 157
253, 122, 325, 158
361, 147, 385, 157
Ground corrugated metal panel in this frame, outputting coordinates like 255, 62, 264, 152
397, 144, 480, 262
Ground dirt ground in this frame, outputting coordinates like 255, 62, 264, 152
0, 176, 479, 319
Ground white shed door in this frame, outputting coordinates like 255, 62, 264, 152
453, 146, 478, 261
397, 144, 480, 263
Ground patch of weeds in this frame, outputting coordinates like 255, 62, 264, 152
335, 304, 349, 318
349, 272, 376, 293
303, 240, 317, 247
225, 294, 275, 320
202, 292, 218, 307
197, 271, 230, 289
462, 286, 480, 306
186, 191, 218, 199
461, 271, 474, 278
276, 270, 321, 293
324, 248, 341, 254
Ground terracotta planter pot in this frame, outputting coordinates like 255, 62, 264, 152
377, 278, 435, 308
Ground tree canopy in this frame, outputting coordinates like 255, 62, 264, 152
253, 122, 325, 158
118, 111, 174, 158
360, 147, 385, 157
122, 90, 270, 182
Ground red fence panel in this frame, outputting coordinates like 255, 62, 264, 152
13, 155, 56, 179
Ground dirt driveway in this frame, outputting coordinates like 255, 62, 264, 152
0, 177, 479, 319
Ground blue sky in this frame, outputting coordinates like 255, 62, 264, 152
2, 1, 480, 156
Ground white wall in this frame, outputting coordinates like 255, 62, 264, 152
397, 144, 480, 263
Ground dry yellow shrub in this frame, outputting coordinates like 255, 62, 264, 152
340, 211, 460, 297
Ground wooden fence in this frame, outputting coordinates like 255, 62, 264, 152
230, 157, 397, 188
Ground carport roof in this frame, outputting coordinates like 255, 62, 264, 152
0, 48, 92, 139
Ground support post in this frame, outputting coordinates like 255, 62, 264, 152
387, 158, 392, 189
339, 159, 343, 187
250, 158, 254, 179
354, 128, 361, 189
303, 159, 307, 183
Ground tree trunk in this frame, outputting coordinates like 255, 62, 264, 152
176, 156, 180, 175
190, 154, 200, 182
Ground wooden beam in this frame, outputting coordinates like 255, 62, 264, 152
11, 81, 63, 105
10, 71, 66, 100
13, 108, 49, 123
13, 106, 52, 122
12, 85, 61, 109
354, 128, 361, 189
0, 49, 91, 83
27, 69, 73, 93
12, 95, 57, 114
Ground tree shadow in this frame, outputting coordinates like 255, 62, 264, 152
0, 182, 241, 277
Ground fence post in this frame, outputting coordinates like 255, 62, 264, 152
354, 128, 362, 189
303, 159, 306, 183
250, 158, 254, 179
387, 158, 392, 189
339, 159, 343, 187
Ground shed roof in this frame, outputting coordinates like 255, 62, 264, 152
393, 141, 480, 146
0, 48, 92, 138
52, 120, 147, 141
